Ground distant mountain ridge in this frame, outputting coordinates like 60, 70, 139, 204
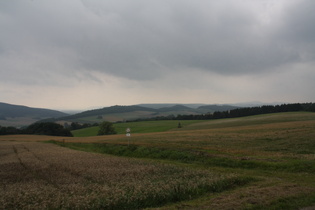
137, 103, 208, 109
0, 102, 67, 118
0, 102, 68, 127
54, 104, 239, 124
59, 105, 156, 121
157, 105, 196, 112
0, 102, 241, 126
197, 105, 239, 113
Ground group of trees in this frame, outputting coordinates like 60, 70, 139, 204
0, 122, 73, 137
0, 126, 21, 135
0, 121, 117, 136
65, 122, 99, 130
97, 121, 116, 135
65, 121, 116, 135
0, 121, 117, 137
25, 122, 73, 136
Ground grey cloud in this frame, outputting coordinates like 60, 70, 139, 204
73, 0, 307, 77
276, 0, 315, 61
280, 0, 315, 43
0, 0, 314, 84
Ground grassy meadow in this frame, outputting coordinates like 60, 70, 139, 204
71, 120, 202, 137
1, 112, 315, 209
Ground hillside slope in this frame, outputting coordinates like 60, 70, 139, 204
57, 104, 238, 124
59, 105, 156, 120
0, 102, 68, 127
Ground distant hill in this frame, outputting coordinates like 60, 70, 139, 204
157, 105, 197, 112
59, 105, 156, 121
0, 102, 68, 127
52, 104, 239, 124
138, 103, 208, 109
0, 102, 241, 127
197, 105, 239, 113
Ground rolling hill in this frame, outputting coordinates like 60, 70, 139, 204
2, 112, 315, 209
55, 104, 239, 124
0, 102, 68, 127
197, 104, 239, 113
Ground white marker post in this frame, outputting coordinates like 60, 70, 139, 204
126, 128, 131, 145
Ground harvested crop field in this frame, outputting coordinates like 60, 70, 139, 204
0, 141, 248, 209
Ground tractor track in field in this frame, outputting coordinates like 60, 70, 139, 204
10, 143, 102, 188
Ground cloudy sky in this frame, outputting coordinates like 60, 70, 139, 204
1, 0, 315, 110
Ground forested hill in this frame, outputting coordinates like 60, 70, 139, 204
197, 105, 238, 113
0, 102, 68, 119
57, 104, 239, 122
59, 105, 157, 121
139, 103, 315, 121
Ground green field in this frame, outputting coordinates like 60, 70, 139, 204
2, 112, 315, 209
73, 111, 156, 123
66, 112, 315, 209
72, 112, 315, 137
72, 120, 203, 137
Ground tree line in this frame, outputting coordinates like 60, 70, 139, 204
64, 122, 99, 130
0, 122, 73, 136
128, 103, 315, 121
0, 121, 116, 136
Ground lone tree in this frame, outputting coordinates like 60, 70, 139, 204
98, 121, 117, 135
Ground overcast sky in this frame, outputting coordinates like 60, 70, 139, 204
1, 0, 315, 110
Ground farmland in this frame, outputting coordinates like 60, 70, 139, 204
71, 120, 201, 137
1, 112, 315, 209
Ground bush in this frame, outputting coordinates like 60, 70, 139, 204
97, 121, 117, 135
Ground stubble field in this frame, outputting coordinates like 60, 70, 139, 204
1, 112, 315, 209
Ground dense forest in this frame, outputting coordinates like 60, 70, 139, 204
0, 122, 72, 136
129, 103, 315, 121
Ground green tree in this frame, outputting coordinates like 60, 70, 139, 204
0, 126, 21, 135
25, 122, 73, 137
98, 121, 117, 135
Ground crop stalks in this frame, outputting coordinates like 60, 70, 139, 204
0, 141, 253, 209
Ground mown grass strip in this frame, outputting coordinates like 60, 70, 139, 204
246, 192, 315, 210
71, 120, 203, 137
49, 141, 315, 173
